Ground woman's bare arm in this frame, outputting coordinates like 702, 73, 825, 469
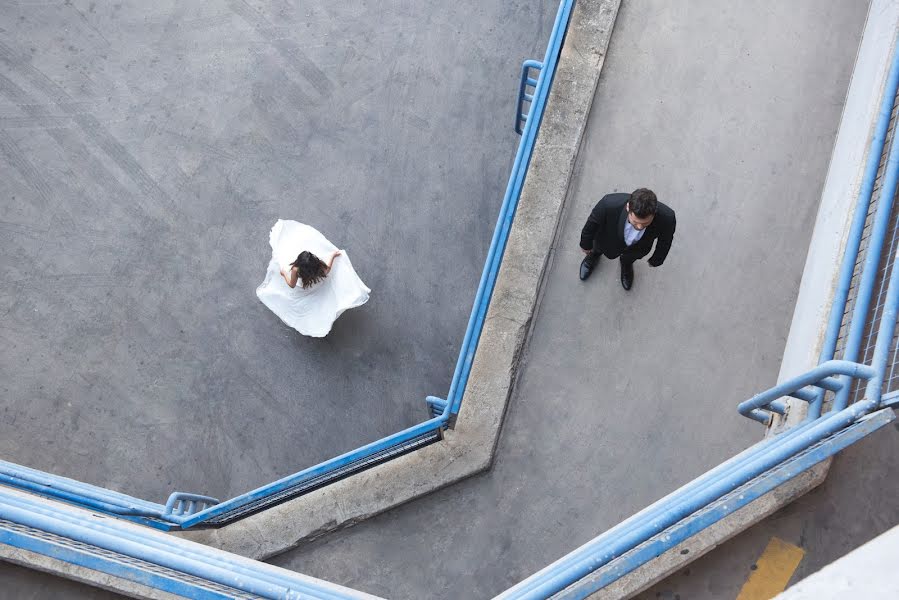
280, 266, 299, 288
324, 250, 342, 274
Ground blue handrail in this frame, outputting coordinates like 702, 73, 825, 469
812, 44, 899, 418
0, 488, 379, 600
515, 59, 543, 134
179, 414, 445, 528
179, 0, 578, 527
737, 360, 875, 425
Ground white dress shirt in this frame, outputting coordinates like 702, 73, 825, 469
623, 220, 646, 246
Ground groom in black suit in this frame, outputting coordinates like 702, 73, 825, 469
579, 188, 676, 290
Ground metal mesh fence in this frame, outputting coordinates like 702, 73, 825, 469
833, 94, 899, 404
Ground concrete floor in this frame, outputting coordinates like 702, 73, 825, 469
0, 0, 555, 508
1, 1, 886, 599
267, 1, 871, 599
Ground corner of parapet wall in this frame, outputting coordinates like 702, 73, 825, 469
175, 0, 624, 560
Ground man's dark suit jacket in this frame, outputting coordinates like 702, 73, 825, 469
579, 193, 676, 266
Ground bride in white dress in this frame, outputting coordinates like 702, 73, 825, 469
256, 220, 370, 337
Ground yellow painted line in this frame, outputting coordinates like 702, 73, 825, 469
736, 537, 805, 600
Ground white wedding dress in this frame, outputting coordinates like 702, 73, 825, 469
256, 220, 370, 337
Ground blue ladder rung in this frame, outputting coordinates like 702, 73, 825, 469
880, 389, 899, 408
164, 492, 220, 516
789, 387, 817, 402
526, 77, 539, 87
768, 400, 788, 415
425, 396, 448, 420
814, 376, 843, 392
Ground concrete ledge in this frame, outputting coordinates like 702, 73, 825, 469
175, 0, 622, 560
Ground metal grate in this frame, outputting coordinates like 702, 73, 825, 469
833, 92, 899, 404
0, 520, 262, 599
201, 429, 441, 526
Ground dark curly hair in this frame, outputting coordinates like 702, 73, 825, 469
291, 251, 328, 289
629, 188, 658, 218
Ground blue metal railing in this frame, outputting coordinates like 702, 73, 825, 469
0, 488, 380, 599
813, 40, 899, 418
516, 59, 543, 134
737, 360, 875, 425
0, 460, 218, 531
0, 0, 577, 530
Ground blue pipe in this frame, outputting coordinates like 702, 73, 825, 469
0, 473, 161, 517
181, 414, 445, 527
501, 44, 899, 598
816, 45, 899, 416
497, 395, 881, 599
446, 0, 575, 416
1, 526, 237, 600
832, 118, 899, 410
0, 460, 165, 516
0, 502, 298, 599
737, 360, 873, 417
0, 490, 370, 600
516, 59, 543, 134
864, 140, 899, 403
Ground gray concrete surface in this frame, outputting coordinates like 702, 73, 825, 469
266, 2, 870, 599
0, 0, 556, 506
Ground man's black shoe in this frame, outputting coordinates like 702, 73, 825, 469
620, 260, 634, 291
579, 255, 596, 281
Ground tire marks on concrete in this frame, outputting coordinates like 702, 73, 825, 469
0, 72, 149, 222
0, 41, 174, 214
227, 0, 335, 100
0, 129, 54, 205
0, 115, 71, 129
70, 113, 166, 201
0, 219, 48, 240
